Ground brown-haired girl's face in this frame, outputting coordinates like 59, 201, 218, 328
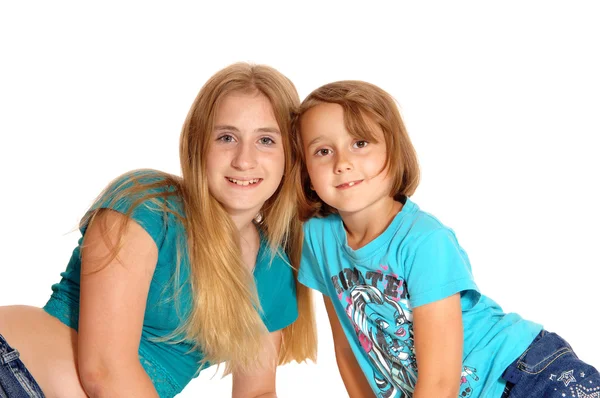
205, 91, 285, 218
300, 102, 394, 217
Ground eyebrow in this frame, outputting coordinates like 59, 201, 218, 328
306, 136, 325, 149
214, 125, 281, 135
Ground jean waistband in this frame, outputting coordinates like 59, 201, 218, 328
0, 333, 46, 398
0, 334, 21, 366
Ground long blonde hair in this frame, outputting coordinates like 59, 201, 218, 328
293, 80, 420, 221
84, 63, 317, 372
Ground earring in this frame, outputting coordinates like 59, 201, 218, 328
254, 211, 263, 223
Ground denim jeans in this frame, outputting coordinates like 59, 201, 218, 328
0, 334, 45, 398
501, 330, 599, 397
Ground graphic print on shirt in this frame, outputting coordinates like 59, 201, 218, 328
333, 267, 417, 397
348, 283, 416, 397
459, 366, 479, 397
332, 266, 480, 398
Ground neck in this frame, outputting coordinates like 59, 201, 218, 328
340, 197, 402, 250
228, 210, 261, 272
229, 211, 259, 239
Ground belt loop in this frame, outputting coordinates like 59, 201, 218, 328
502, 363, 523, 384
0, 349, 20, 365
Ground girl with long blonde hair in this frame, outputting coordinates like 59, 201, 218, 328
0, 62, 316, 398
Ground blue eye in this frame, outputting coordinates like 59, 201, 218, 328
217, 134, 235, 143
259, 137, 275, 145
353, 140, 368, 149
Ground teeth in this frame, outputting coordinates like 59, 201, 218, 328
227, 178, 260, 186
348, 182, 355, 187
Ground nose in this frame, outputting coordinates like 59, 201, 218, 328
231, 141, 258, 170
334, 151, 353, 174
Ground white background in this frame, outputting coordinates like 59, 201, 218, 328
1, 1, 599, 397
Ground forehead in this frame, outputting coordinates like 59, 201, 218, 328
214, 91, 277, 124
300, 102, 383, 142
300, 102, 344, 135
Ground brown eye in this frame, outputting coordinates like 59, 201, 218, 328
353, 140, 368, 149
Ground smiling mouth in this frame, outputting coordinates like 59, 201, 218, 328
226, 177, 262, 186
336, 180, 363, 189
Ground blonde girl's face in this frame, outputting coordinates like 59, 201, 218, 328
205, 91, 285, 219
300, 102, 394, 218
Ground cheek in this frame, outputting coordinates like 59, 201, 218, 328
205, 145, 223, 170
306, 167, 328, 193
367, 152, 388, 176
266, 150, 285, 178
304, 158, 321, 177
205, 170, 219, 198
204, 156, 217, 180
304, 165, 319, 187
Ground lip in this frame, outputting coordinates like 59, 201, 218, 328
225, 177, 263, 188
335, 179, 363, 189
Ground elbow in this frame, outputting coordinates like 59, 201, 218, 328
78, 358, 125, 398
78, 363, 110, 397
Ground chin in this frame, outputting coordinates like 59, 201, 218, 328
334, 202, 372, 215
222, 201, 262, 212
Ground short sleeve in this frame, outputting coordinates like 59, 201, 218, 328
405, 228, 480, 309
79, 170, 174, 249
256, 252, 299, 332
298, 221, 329, 296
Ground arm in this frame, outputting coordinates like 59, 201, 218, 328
324, 296, 375, 398
77, 209, 159, 398
231, 330, 282, 398
412, 293, 463, 398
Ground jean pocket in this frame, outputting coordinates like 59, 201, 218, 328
516, 332, 575, 375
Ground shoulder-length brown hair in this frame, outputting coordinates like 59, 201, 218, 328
293, 80, 420, 221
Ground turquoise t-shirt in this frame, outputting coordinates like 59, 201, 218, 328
299, 197, 542, 398
43, 170, 299, 398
